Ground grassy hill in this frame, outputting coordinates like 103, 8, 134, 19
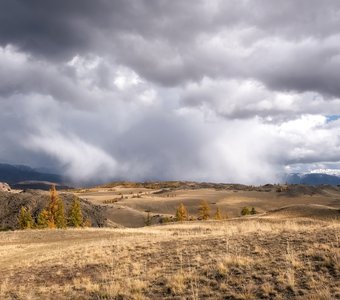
0, 218, 339, 299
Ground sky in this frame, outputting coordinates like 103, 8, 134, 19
1, 0, 340, 185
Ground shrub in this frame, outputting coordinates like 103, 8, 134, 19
250, 207, 257, 215
241, 206, 251, 216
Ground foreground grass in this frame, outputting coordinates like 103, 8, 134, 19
0, 219, 339, 299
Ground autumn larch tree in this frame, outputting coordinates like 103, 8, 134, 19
18, 207, 34, 229
175, 203, 188, 221
198, 200, 210, 220
47, 185, 66, 229
214, 207, 223, 220
55, 195, 66, 228
68, 196, 83, 227
37, 209, 49, 228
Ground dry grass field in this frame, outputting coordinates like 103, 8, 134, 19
0, 217, 339, 299
75, 184, 340, 227
0, 184, 339, 299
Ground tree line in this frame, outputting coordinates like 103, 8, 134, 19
18, 185, 88, 229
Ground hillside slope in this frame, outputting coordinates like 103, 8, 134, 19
0, 190, 112, 230
0, 163, 62, 185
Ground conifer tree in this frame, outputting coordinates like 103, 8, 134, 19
47, 185, 66, 229
18, 207, 34, 229
55, 197, 66, 228
37, 209, 49, 228
214, 207, 222, 220
68, 196, 83, 227
47, 185, 58, 228
175, 203, 188, 221
198, 200, 210, 220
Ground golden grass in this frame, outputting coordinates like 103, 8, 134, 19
0, 219, 339, 299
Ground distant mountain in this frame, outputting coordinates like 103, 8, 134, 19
286, 173, 340, 185
0, 163, 62, 185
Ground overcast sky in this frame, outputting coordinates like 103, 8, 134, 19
1, 0, 340, 184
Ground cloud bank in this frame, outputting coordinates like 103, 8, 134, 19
0, 0, 340, 184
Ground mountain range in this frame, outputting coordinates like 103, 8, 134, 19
0, 163, 63, 189
285, 173, 340, 185
1, 163, 340, 187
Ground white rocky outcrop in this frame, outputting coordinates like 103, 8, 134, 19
0, 182, 11, 192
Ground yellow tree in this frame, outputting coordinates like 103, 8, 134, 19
68, 196, 83, 227
47, 185, 66, 228
214, 207, 222, 220
55, 196, 66, 228
18, 207, 34, 229
37, 209, 49, 228
175, 203, 188, 221
198, 200, 210, 220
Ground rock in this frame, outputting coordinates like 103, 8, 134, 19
0, 182, 11, 192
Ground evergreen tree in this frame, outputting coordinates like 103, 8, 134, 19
214, 207, 222, 220
18, 207, 34, 229
68, 196, 83, 227
198, 200, 210, 220
175, 203, 188, 221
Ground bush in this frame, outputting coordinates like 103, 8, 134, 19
241, 207, 251, 216
250, 207, 257, 215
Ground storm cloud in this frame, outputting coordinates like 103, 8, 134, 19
0, 0, 340, 184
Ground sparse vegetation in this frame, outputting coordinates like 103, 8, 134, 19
1, 219, 339, 299
241, 206, 257, 216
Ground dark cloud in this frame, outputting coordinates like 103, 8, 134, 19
0, 1, 340, 184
